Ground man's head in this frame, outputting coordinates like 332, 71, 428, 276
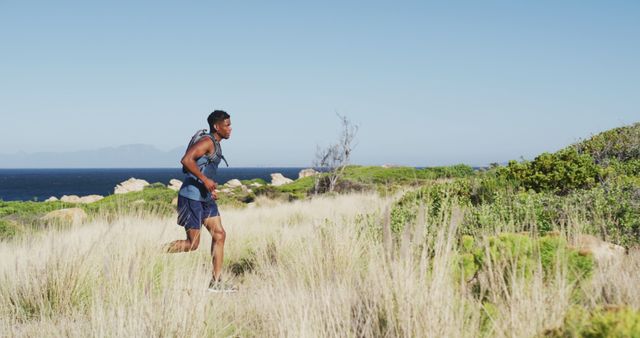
207, 110, 232, 139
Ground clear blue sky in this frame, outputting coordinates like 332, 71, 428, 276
1, 0, 638, 167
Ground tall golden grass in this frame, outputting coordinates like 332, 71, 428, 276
1, 193, 638, 337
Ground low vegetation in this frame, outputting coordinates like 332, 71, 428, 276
1, 191, 638, 336
0, 122, 639, 336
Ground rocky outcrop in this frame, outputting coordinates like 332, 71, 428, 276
574, 234, 625, 266
270, 173, 293, 186
114, 178, 149, 194
79, 195, 104, 203
225, 179, 243, 188
42, 208, 88, 226
298, 168, 319, 179
59, 195, 104, 204
167, 179, 183, 191
45, 196, 59, 202
61, 195, 82, 203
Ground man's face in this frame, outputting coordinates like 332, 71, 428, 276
215, 118, 232, 139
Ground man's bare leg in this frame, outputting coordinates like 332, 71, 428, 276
165, 229, 201, 252
203, 216, 225, 280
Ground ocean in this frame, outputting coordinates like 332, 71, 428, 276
0, 168, 306, 201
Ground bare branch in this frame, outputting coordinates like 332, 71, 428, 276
313, 114, 359, 193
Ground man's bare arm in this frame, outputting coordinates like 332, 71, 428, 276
181, 138, 217, 193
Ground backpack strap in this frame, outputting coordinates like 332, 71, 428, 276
182, 130, 229, 174
207, 134, 229, 167
204, 133, 229, 167
220, 155, 229, 167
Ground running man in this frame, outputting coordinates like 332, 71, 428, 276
165, 110, 237, 292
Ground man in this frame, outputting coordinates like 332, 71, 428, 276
165, 110, 237, 293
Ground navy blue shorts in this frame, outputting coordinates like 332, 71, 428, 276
177, 195, 220, 230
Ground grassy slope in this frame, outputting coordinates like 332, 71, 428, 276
1, 193, 638, 337
1, 123, 640, 335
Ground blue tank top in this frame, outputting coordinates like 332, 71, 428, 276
178, 134, 227, 202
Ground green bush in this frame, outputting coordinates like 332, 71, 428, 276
82, 187, 177, 216
391, 166, 640, 245
573, 122, 640, 164
456, 233, 594, 285
144, 182, 168, 190
498, 148, 602, 195
0, 200, 77, 230
390, 181, 467, 234
466, 172, 518, 206
546, 306, 640, 337
604, 159, 640, 178
240, 178, 268, 186
0, 219, 21, 239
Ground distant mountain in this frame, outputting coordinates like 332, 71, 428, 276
0, 144, 185, 168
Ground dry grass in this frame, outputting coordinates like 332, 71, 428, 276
0, 193, 638, 337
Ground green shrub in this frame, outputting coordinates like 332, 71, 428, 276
240, 178, 268, 186
392, 167, 640, 245
545, 306, 640, 337
82, 187, 177, 216
0, 200, 78, 231
144, 182, 168, 190
573, 122, 640, 164
465, 172, 518, 206
276, 176, 315, 196
0, 219, 21, 239
390, 181, 466, 234
456, 233, 594, 286
604, 159, 640, 178
422, 164, 476, 179
498, 148, 602, 195
252, 176, 318, 201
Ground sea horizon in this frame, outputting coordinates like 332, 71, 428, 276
0, 167, 310, 202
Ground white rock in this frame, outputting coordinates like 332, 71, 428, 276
79, 195, 104, 204
298, 168, 319, 179
225, 179, 243, 188
250, 182, 263, 188
574, 234, 625, 266
61, 195, 82, 203
45, 196, 59, 202
271, 173, 294, 186
221, 188, 232, 194
114, 178, 150, 194
42, 208, 87, 226
167, 179, 183, 192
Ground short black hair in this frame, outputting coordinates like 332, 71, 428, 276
207, 110, 230, 131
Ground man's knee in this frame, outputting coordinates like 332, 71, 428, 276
213, 229, 226, 244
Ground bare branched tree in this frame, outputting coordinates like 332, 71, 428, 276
313, 114, 359, 193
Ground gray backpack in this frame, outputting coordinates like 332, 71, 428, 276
182, 129, 229, 174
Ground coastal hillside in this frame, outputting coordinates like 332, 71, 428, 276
1, 123, 639, 336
